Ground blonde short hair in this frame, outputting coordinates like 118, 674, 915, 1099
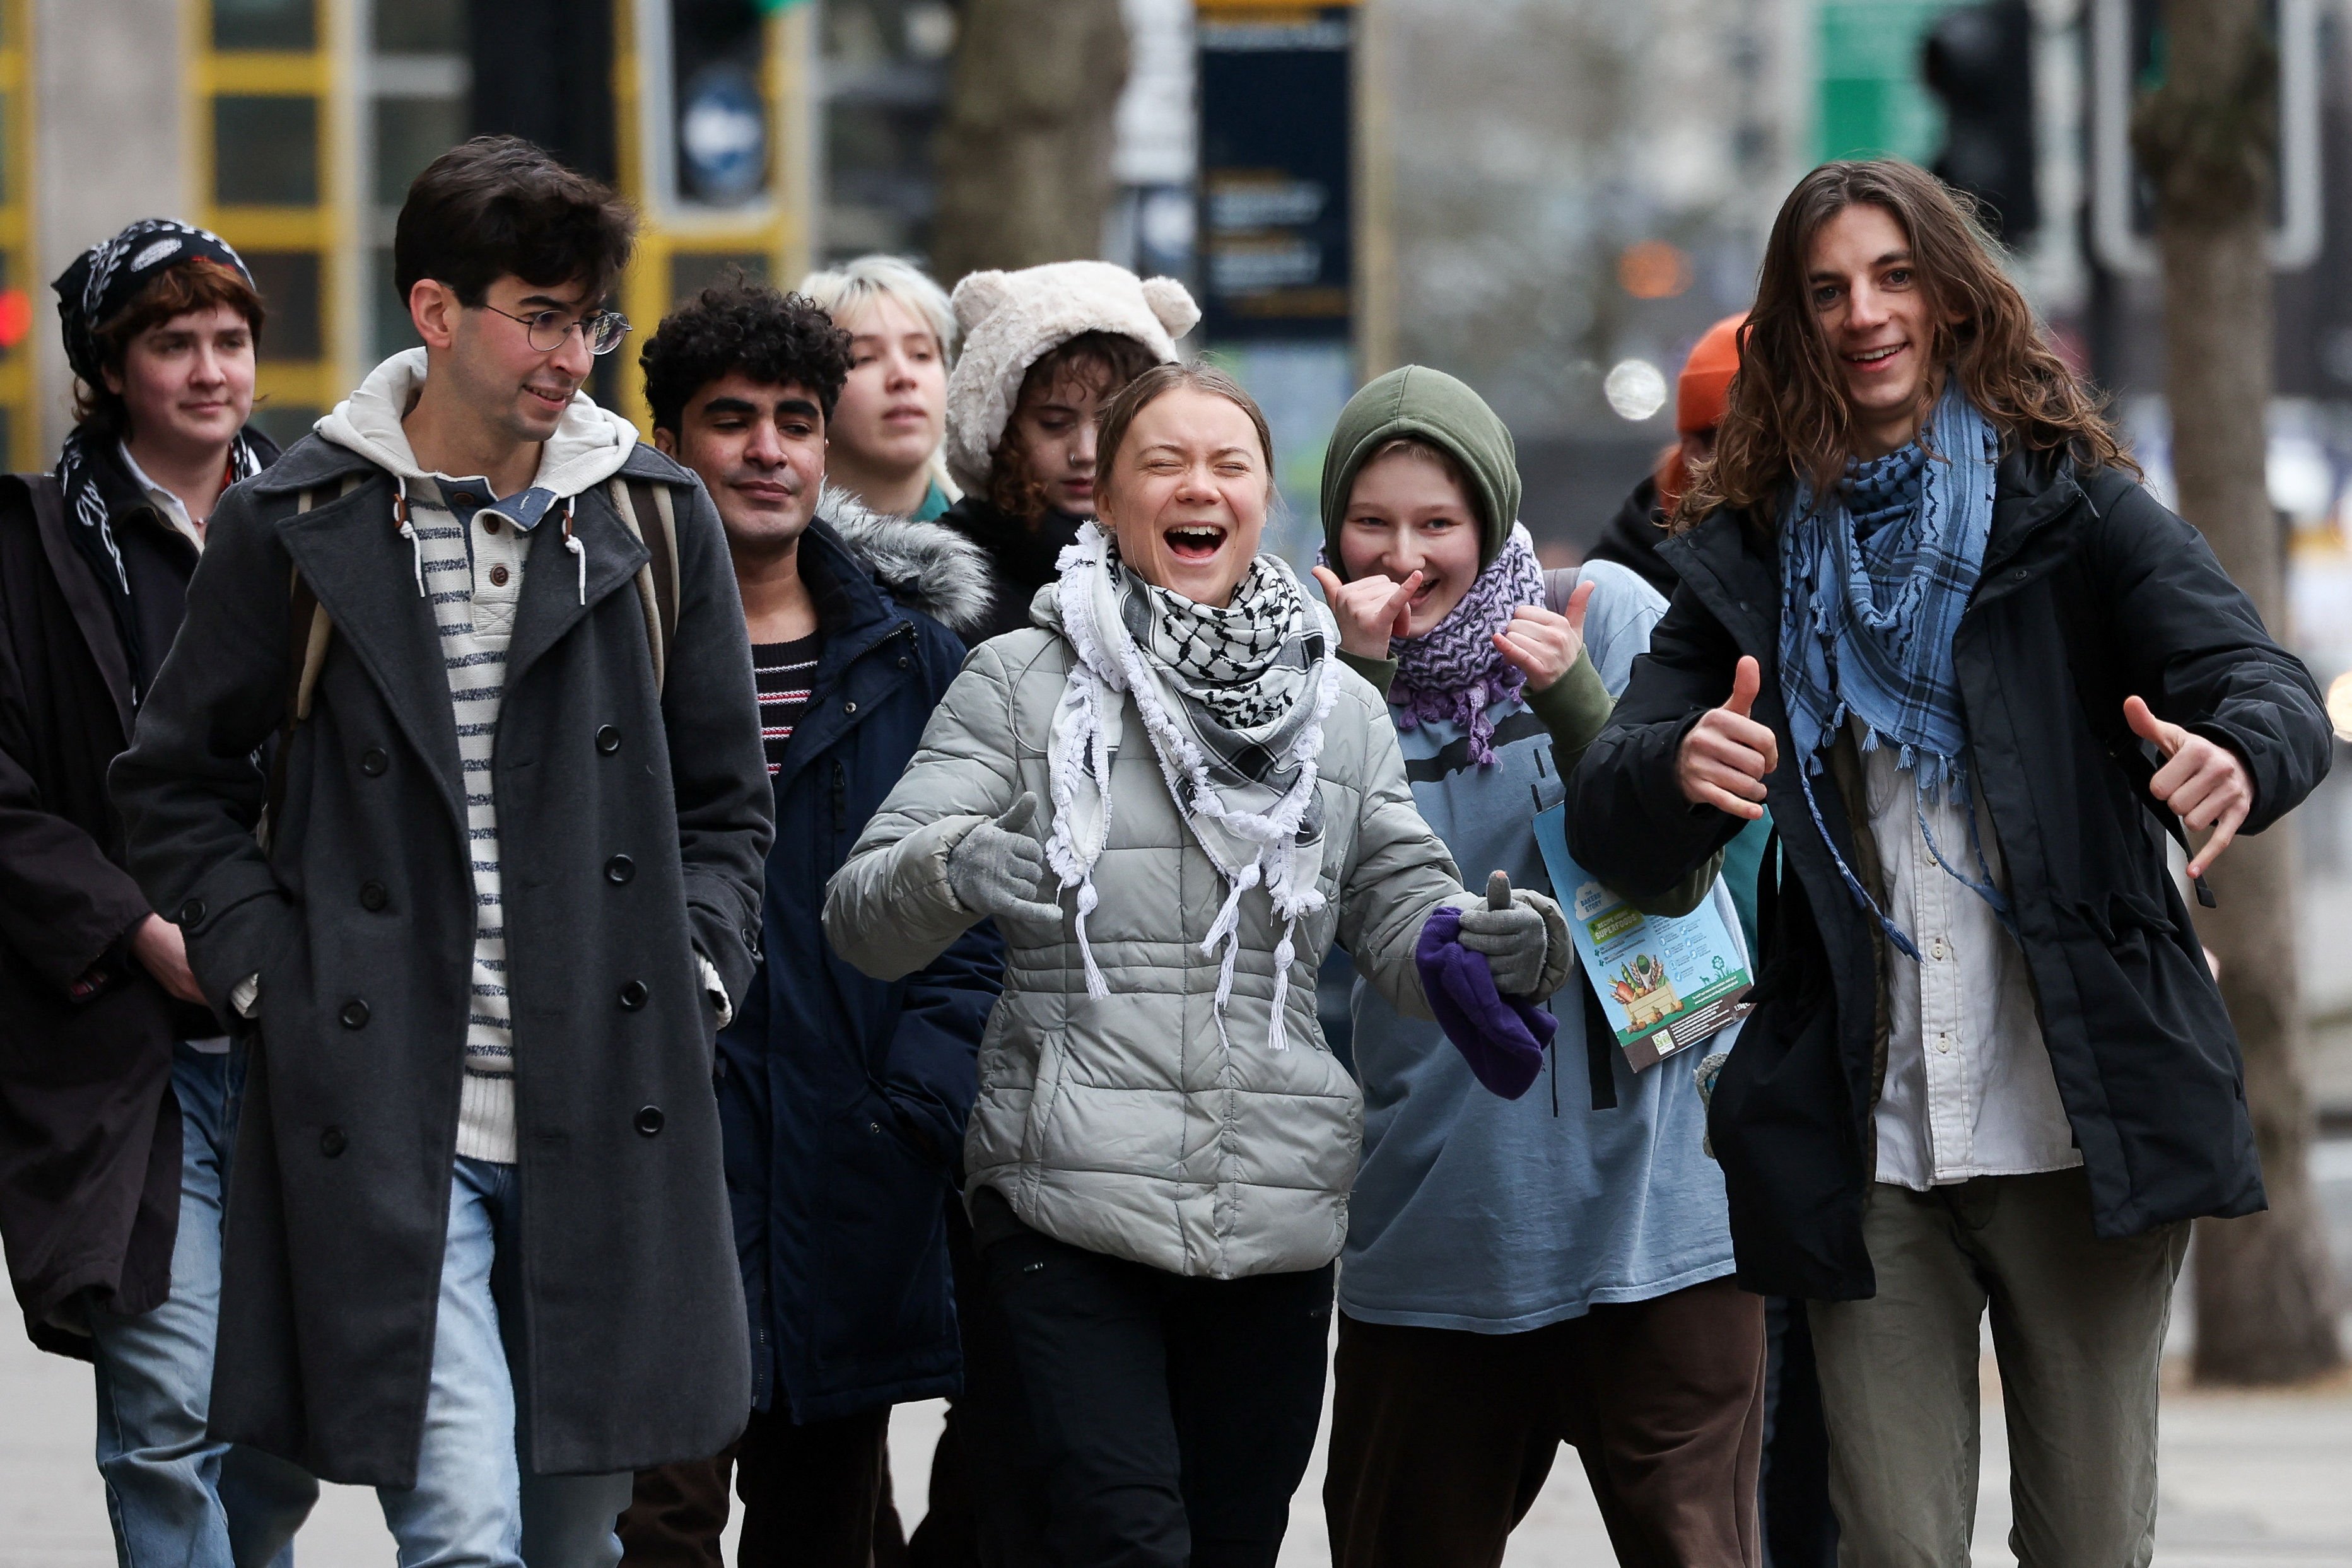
795, 254, 958, 363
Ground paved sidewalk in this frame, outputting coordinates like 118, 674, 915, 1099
8, 1321, 2349, 1567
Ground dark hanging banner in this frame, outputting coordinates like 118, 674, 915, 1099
1196, 3, 1355, 343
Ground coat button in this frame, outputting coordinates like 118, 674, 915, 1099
605, 854, 635, 884
360, 747, 388, 776
479, 513, 498, 532
320, 1126, 346, 1158
489, 563, 510, 588
178, 898, 206, 926
635, 1104, 665, 1137
619, 980, 649, 1010
340, 998, 370, 1029
741, 924, 761, 956
897, 655, 911, 670
842, 699, 857, 715
360, 880, 388, 911
596, 725, 622, 754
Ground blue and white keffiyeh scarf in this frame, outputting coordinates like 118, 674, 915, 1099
1778, 378, 2008, 955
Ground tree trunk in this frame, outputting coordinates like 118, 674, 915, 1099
2137, 0, 2342, 1385
929, 0, 1129, 287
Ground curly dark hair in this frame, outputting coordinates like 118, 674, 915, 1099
986, 330, 1161, 524
639, 274, 853, 436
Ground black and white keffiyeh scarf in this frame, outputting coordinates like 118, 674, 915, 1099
1046, 523, 1339, 1050
56, 424, 274, 706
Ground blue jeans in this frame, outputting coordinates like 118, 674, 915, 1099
84, 1042, 320, 1568
377, 1156, 631, 1568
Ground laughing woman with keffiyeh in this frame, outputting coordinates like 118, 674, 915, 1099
824, 361, 1566, 1565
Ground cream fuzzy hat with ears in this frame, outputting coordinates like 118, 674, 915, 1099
944, 260, 1200, 493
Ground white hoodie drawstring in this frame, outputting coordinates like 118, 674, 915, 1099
393, 475, 424, 597
562, 498, 584, 604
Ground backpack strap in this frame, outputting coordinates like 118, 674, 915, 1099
259, 478, 354, 849
609, 476, 679, 693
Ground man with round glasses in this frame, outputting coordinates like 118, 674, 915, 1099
111, 135, 773, 1566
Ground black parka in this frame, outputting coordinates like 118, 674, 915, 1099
0, 463, 248, 1352
108, 434, 773, 1485
1564, 448, 2331, 1299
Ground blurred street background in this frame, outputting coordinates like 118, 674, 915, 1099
8, 0, 2352, 1559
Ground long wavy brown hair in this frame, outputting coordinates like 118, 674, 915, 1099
1673, 159, 2133, 533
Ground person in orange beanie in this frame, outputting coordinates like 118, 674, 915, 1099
1588, 313, 1745, 595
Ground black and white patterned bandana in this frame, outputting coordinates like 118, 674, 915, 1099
53, 218, 254, 390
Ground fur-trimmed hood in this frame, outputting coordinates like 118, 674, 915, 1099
820, 483, 996, 643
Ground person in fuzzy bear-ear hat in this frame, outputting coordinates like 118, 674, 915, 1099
937, 260, 1198, 641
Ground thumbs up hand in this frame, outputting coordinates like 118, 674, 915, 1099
1676, 655, 1779, 821
1493, 580, 1594, 692
944, 792, 1065, 926
2124, 695, 2252, 878
1455, 871, 1572, 998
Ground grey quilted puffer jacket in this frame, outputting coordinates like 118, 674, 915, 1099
824, 596, 1470, 1280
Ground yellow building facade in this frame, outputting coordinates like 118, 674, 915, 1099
17, 0, 817, 460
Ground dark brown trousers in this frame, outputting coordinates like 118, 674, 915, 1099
1324, 1276, 1767, 1568
617, 1405, 899, 1568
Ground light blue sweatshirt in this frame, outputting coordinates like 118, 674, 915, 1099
1339, 560, 1741, 1333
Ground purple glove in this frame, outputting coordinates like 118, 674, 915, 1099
1415, 904, 1559, 1100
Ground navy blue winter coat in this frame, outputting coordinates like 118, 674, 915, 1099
718, 498, 1002, 1422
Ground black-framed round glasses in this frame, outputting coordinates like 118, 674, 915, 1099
483, 303, 632, 356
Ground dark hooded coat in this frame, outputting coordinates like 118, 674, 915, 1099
0, 437, 274, 1355
108, 433, 773, 1486
1565, 449, 2332, 1299
724, 496, 1002, 1424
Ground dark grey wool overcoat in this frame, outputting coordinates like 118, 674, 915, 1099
108, 433, 773, 1487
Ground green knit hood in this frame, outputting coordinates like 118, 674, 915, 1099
1319, 365, 1521, 577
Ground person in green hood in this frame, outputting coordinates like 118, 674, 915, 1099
1311, 365, 1767, 1567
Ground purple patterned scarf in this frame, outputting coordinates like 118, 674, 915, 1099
1378, 525, 1547, 766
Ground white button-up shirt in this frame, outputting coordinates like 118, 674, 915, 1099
117, 441, 209, 551
1859, 724, 2081, 1188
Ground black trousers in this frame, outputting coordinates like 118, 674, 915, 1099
962, 1219, 1334, 1568
617, 1404, 896, 1568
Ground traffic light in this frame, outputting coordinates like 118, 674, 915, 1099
670, 0, 771, 208
1922, 0, 2039, 242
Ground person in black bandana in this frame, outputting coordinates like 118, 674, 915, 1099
0, 218, 315, 1566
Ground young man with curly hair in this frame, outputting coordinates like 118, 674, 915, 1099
1565, 159, 2332, 1566
619, 277, 1000, 1568
111, 139, 775, 1565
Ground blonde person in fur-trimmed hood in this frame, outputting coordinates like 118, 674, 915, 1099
824, 362, 1570, 1567
935, 259, 1197, 641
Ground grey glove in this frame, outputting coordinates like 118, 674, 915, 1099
945, 792, 1064, 925
1456, 871, 1572, 998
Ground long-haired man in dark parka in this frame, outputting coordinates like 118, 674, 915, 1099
109, 137, 773, 1565
1564, 158, 2331, 1566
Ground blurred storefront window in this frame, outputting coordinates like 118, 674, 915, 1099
818, 0, 952, 263
196, 0, 337, 450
